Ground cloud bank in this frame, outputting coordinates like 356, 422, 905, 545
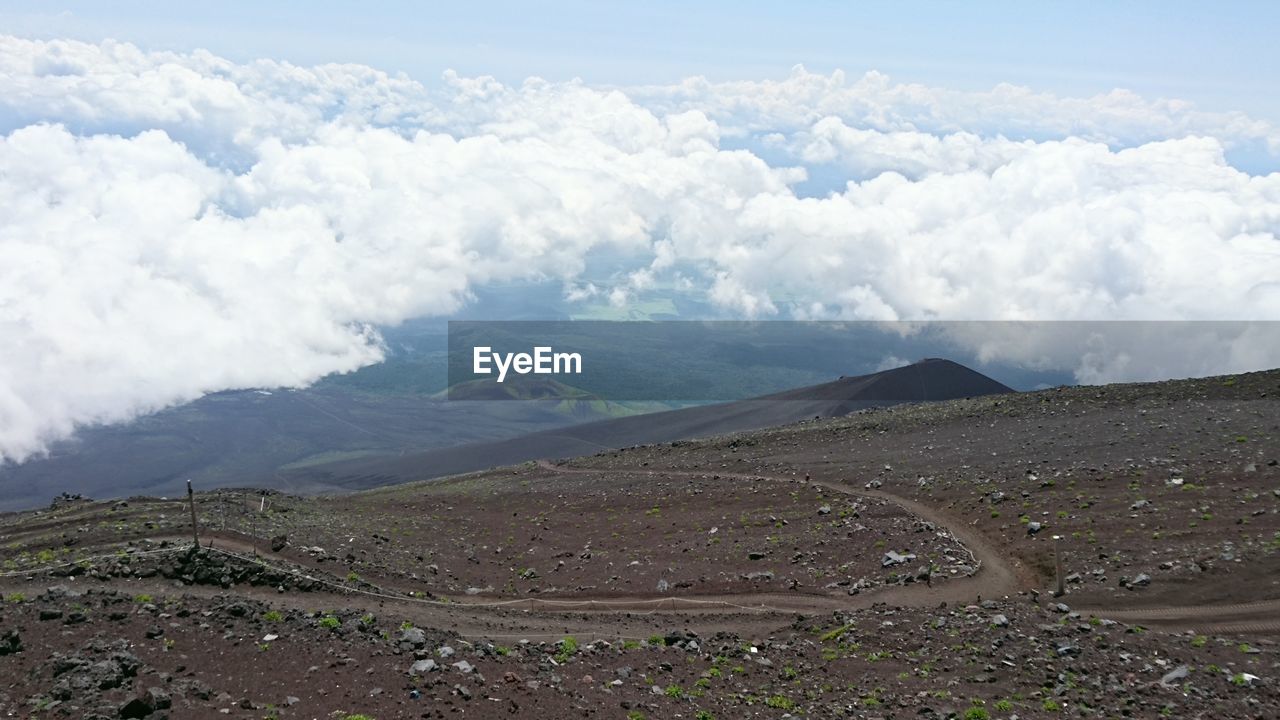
2, 36, 1279, 461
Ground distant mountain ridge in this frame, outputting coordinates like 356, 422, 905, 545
283, 358, 1013, 491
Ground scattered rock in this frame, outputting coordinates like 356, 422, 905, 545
882, 550, 916, 567
1161, 665, 1189, 686
410, 659, 438, 675
0, 630, 20, 655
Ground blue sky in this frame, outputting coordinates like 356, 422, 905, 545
4, 1, 1278, 122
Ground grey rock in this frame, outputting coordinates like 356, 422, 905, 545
0, 630, 21, 655
410, 659, 438, 675
145, 687, 171, 710
882, 550, 916, 567
399, 628, 426, 647
1161, 665, 1189, 686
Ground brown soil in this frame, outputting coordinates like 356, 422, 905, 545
2, 368, 1279, 718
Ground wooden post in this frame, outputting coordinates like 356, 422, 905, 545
1053, 535, 1065, 597
186, 479, 199, 548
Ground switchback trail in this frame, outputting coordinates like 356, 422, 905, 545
535, 459, 1033, 607
5, 460, 1279, 637
536, 460, 1280, 635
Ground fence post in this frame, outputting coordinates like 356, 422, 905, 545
1053, 535, 1065, 597
186, 479, 199, 548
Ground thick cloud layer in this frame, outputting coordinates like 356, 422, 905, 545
2, 36, 1279, 461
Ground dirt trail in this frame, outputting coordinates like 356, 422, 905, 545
536, 460, 1280, 634
5, 460, 1279, 638
536, 459, 1032, 603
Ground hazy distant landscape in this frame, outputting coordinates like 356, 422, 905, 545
1, 314, 1077, 510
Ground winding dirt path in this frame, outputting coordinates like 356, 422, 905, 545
535, 459, 1034, 605
532, 460, 1280, 634
6, 459, 1279, 637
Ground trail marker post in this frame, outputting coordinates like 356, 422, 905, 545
1052, 535, 1065, 597
186, 479, 199, 548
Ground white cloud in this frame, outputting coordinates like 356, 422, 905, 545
673, 136, 1280, 323
1, 36, 1279, 461
628, 66, 1280, 151
790, 117, 1034, 178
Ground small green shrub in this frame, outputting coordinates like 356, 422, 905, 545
819, 623, 854, 642
765, 695, 795, 710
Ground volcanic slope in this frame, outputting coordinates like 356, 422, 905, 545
576, 367, 1280, 614
284, 357, 1013, 491
3, 368, 1280, 719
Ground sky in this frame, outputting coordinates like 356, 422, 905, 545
3, 1, 1279, 121
1, 2, 1279, 461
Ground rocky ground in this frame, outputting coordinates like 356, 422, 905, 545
575, 369, 1280, 612
2, 368, 1279, 718
1, 577, 1276, 719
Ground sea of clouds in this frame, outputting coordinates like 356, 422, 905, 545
2, 36, 1278, 461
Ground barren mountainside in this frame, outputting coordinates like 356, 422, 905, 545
1, 365, 1278, 718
